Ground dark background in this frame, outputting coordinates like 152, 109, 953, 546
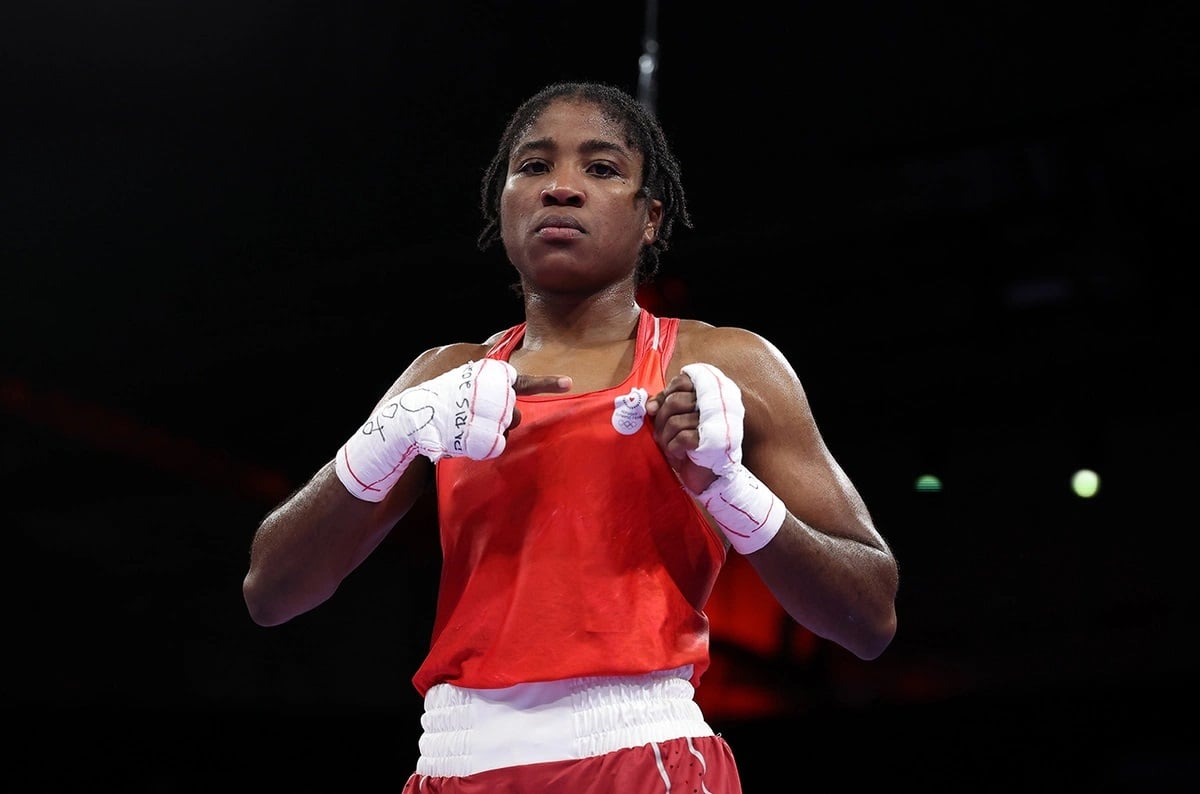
3, 2, 1197, 790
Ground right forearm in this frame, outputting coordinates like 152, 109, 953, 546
243, 357, 522, 627
242, 461, 400, 626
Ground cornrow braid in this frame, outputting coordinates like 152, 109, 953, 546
477, 81, 692, 285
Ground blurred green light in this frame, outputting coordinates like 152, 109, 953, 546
915, 474, 942, 492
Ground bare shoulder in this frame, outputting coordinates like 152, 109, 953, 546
672, 320, 816, 442
385, 340, 493, 396
407, 321, 520, 380
671, 319, 799, 384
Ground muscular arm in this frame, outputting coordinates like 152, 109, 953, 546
242, 344, 570, 627
243, 456, 428, 627
651, 325, 899, 660
242, 346, 464, 627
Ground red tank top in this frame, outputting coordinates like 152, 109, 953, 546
415, 308, 726, 696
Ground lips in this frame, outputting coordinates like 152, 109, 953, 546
535, 214, 584, 233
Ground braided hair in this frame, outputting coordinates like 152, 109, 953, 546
477, 81, 692, 285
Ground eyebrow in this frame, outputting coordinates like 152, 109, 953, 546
512, 137, 632, 161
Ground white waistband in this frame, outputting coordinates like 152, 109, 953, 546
415, 666, 714, 777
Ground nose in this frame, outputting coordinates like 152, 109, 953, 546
540, 185, 584, 207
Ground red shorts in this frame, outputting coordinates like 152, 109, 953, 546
401, 735, 743, 794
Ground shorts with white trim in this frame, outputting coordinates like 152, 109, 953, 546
402, 666, 743, 792
401, 734, 742, 794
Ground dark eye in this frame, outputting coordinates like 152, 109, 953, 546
588, 162, 620, 178
516, 160, 550, 175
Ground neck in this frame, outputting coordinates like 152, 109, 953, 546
520, 286, 642, 350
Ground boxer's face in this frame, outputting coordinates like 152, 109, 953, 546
499, 98, 661, 294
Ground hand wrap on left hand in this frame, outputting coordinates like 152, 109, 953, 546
681, 363, 785, 555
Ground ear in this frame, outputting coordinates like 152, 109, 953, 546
644, 199, 664, 243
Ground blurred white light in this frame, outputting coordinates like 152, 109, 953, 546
1072, 469, 1100, 498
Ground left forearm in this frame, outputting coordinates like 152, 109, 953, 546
745, 519, 899, 660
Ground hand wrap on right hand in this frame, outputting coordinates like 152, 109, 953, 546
334, 359, 517, 502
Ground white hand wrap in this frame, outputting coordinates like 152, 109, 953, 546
334, 359, 517, 502
682, 363, 785, 554
680, 363, 744, 476
693, 464, 785, 555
